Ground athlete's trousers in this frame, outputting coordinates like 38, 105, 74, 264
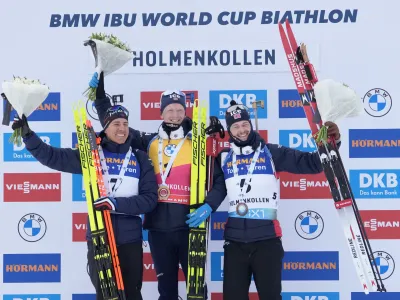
148, 230, 189, 300
87, 241, 144, 300
222, 237, 285, 300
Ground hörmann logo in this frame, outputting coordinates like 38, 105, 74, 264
349, 129, 400, 158
3, 253, 61, 283
279, 89, 305, 118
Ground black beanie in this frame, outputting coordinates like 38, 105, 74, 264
225, 100, 251, 131
160, 90, 186, 113
103, 105, 129, 130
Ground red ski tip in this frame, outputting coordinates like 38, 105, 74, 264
372, 281, 376, 286
363, 284, 368, 289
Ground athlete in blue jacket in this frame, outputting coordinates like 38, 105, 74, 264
186, 100, 341, 300
89, 72, 222, 299
12, 106, 158, 300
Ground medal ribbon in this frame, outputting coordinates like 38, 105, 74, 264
157, 135, 188, 187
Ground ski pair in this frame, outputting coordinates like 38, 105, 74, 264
73, 102, 126, 300
279, 20, 386, 294
187, 99, 225, 299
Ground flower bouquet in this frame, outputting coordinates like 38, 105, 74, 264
83, 33, 133, 100
2, 76, 50, 145
313, 79, 362, 143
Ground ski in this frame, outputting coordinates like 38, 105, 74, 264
187, 100, 225, 299
278, 20, 386, 294
187, 98, 208, 299
73, 102, 126, 300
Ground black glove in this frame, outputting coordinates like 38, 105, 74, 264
11, 115, 32, 138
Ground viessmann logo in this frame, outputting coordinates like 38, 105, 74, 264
361, 210, 400, 239
279, 172, 331, 199
143, 253, 185, 281
3, 173, 61, 202
140, 90, 197, 120
72, 213, 88, 242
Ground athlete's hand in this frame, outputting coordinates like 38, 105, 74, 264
12, 114, 32, 138
325, 121, 340, 141
186, 203, 212, 228
93, 196, 117, 211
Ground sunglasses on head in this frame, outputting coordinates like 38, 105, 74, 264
161, 90, 186, 98
226, 103, 249, 113
107, 105, 129, 117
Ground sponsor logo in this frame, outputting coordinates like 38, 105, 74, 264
209, 90, 267, 120
211, 293, 259, 300
72, 213, 88, 242
72, 294, 96, 300
282, 293, 340, 300
72, 174, 86, 201
210, 211, 228, 240
280, 172, 331, 199
211, 251, 338, 281
351, 292, 400, 299
363, 88, 392, 117
3, 133, 61, 162
3, 253, 61, 283
372, 251, 395, 280
349, 170, 399, 199
143, 253, 184, 281
217, 130, 268, 150
295, 211, 324, 240
212, 293, 340, 300
140, 90, 197, 120
349, 129, 400, 158
3, 295, 61, 300
282, 251, 339, 280
279, 130, 316, 152
361, 210, 400, 239
278, 89, 305, 118
4, 93, 61, 121
3, 173, 61, 202
18, 213, 47, 242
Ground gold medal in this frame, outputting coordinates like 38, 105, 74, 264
158, 185, 170, 200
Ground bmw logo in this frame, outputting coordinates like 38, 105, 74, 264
164, 144, 176, 157
295, 210, 324, 240
363, 88, 392, 117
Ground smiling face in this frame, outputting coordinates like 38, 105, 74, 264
229, 120, 252, 141
104, 118, 129, 144
161, 103, 186, 125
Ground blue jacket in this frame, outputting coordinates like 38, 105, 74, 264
204, 141, 337, 243
23, 131, 158, 245
95, 96, 226, 233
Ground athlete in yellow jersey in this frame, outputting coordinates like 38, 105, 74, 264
90, 72, 224, 300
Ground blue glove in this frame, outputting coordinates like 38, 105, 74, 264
89, 72, 99, 88
186, 203, 212, 228
93, 196, 117, 211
